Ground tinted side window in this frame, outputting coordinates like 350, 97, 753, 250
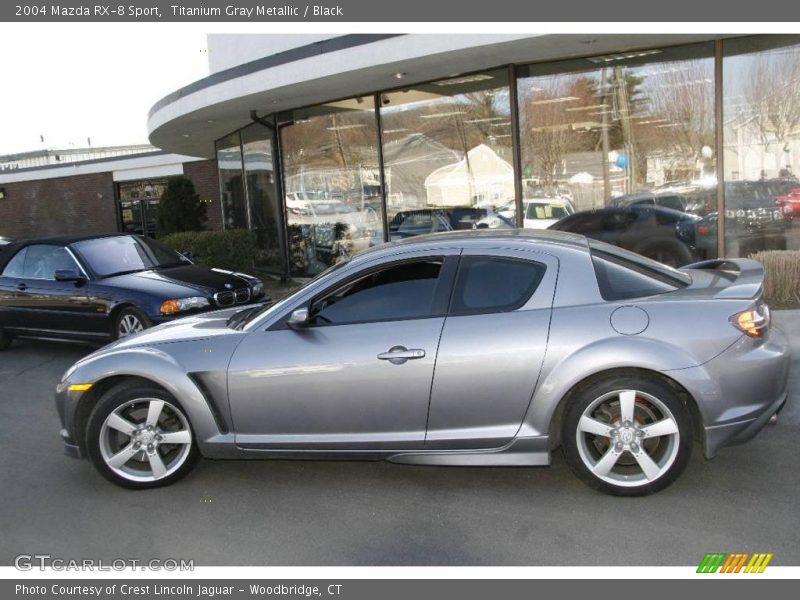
311, 260, 443, 325
23, 245, 79, 280
592, 252, 683, 301
2, 248, 27, 278
450, 257, 546, 315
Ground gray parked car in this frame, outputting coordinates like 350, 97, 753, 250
54, 230, 789, 495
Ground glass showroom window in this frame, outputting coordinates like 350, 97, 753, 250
379, 69, 516, 239
242, 122, 284, 273
518, 44, 717, 266
722, 35, 800, 258
216, 132, 248, 230
278, 97, 383, 277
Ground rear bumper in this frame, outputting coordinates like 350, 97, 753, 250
668, 327, 790, 459
703, 392, 786, 459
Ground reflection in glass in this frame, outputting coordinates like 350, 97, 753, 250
279, 97, 383, 277
379, 70, 516, 238
117, 180, 167, 238
216, 132, 247, 230
519, 45, 718, 266
242, 123, 283, 272
723, 36, 800, 257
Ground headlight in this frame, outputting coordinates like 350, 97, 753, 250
160, 296, 210, 315
251, 281, 265, 297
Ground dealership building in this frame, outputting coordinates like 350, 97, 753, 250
0, 147, 223, 240
4, 34, 800, 279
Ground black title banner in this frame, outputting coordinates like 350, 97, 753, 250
3, 0, 800, 22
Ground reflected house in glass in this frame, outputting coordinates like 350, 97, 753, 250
382, 134, 461, 209
144, 34, 800, 277
424, 144, 515, 207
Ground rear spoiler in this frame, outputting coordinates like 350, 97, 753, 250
682, 258, 764, 300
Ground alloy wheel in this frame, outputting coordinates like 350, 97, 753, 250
118, 313, 144, 338
575, 389, 680, 487
99, 398, 193, 482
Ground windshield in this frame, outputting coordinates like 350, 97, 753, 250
72, 235, 190, 278
526, 203, 570, 220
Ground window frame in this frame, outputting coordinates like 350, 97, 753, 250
272, 254, 460, 330
448, 255, 547, 317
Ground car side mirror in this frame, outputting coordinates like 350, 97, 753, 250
287, 308, 310, 329
54, 269, 86, 284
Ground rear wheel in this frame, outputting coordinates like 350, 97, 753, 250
114, 307, 151, 340
86, 383, 198, 489
562, 375, 693, 496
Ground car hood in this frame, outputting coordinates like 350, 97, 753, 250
94, 305, 253, 354
101, 265, 253, 297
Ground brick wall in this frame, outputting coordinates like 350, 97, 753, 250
184, 159, 223, 231
0, 159, 223, 241
0, 172, 117, 240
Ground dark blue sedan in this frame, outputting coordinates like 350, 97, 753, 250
0, 233, 267, 349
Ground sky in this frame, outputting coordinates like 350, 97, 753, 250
0, 24, 209, 156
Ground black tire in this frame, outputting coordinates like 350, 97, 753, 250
86, 382, 199, 489
562, 373, 693, 496
113, 306, 152, 340
0, 328, 11, 351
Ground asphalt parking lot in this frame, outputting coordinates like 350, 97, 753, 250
1, 313, 799, 567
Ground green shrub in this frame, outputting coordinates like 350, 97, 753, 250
750, 250, 800, 307
157, 177, 207, 236
160, 229, 258, 273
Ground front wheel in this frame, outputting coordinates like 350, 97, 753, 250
114, 307, 151, 340
86, 383, 199, 489
562, 375, 693, 496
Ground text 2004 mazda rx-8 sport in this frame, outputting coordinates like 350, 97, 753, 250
55, 230, 789, 495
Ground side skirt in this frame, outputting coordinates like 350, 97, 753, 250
207, 436, 551, 466
388, 436, 550, 467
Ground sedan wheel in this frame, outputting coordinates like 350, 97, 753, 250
563, 375, 692, 496
115, 308, 150, 340
87, 384, 198, 488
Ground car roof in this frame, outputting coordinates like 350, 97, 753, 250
355, 229, 588, 262
12, 232, 130, 247
0, 233, 132, 273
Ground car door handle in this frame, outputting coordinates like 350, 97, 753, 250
16, 283, 27, 291
377, 346, 426, 364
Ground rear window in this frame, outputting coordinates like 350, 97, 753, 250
451, 256, 546, 315
590, 246, 689, 302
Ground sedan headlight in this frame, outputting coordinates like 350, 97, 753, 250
160, 296, 210, 315
251, 281, 265, 297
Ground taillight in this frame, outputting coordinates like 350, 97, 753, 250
697, 225, 710, 236
731, 303, 770, 338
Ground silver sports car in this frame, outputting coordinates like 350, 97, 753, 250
53, 230, 789, 495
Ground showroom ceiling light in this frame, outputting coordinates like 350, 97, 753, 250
464, 117, 506, 123
326, 124, 366, 131
434, 74, 494, 86
420, 110, 466, 119
529, 96, 580, 105
586, 49, 663, 63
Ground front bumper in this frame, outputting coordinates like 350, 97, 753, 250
60, 428, 83, 458
55, 381, 87, 459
